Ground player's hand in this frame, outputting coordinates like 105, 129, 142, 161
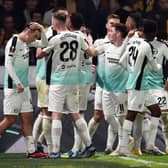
16, 83, 24, 93
164, 80, 168, 91
163, 40, 168, 45
91, 64, 96, 73
85, 35, 93, 46
29, 22, 44, 32
128, 29, 137, 38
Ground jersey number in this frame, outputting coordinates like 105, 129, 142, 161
157, 96, 167, 106
60, 41, 78, 62
128, 46, 138, 66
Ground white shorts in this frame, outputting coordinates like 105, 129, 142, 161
128, 89, 157, 112
48, 85, 80, 113
150, 88, 168, 111
3, 87, 33, 115
94, 86, 103, 110
36, 78, 49, 108
79, 84, 91, 111
103, 90, 127, 117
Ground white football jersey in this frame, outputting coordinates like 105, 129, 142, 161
94, 36, 109, 88
36, 26, 57, 80
43, 30, 89, 85
74, 31, 93, 84
5, 31, 47, 89
120, 37, 159, 90
4, 35, 29, 88
103, 42, 128, 92
147, 38, 168, 89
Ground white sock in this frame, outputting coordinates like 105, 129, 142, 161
72, 126, 82, 152
52, 120, 62, 153
106, 121, 118, 150
38, 132, 45, 144
104, 115, 119, 150
116, 123, 122, 151
88, 117, 100, 139
75, 118, 91, 147
106, 125, 113, 150
133, 114, 143, 150
32, 114, 43, 147
24, 136, 36, 154
121, 120, 133, 150
142, 118, 151, 147
42, 116, 52, 153
146, 117, 159, 149
161, 113, 168, 148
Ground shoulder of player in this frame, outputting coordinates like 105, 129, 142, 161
6, 34, 19, 50
156, 38, 168, 47
94, 38, 110, 46
59, 31, 81, 39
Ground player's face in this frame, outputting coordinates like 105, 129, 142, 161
65, 16, 71, 30
27, 30, 40, 43
109, 27, 117, 42
106, 18, 120, 33
125, 16, 136, 31
51, 16, 58, 29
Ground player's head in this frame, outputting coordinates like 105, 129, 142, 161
142, 19, 157, 41
66, 12, 84, 31
51, 9, 68, 29
125, 12, 143, 31
106, 14, 120, 33
110, 23, 127, 42
23, 22, 41, 43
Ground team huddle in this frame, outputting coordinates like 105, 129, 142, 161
0, 9, 168, 159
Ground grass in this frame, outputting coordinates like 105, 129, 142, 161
0, 153, 168, 168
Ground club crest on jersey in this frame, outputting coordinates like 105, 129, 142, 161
23, 54, 29, 59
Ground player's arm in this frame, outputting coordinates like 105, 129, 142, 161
29, 23, 48, 48
85, 41, 105, 57
162, 43, 168, 91
36, 48, 49, 59
36, 36, 56, 59
147, 44, 161, 71
5, 37, 24, 92
164, 74, 168, 91
119, 48, 128, 69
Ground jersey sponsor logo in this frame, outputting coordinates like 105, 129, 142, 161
107, 57, 119, 64
60, 64, 76, 69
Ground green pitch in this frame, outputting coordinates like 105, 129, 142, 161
0, 153, 168, 168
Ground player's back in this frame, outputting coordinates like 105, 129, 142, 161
45, 30, 88, 85
123, 37, 154, 90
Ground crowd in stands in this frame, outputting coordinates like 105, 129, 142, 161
0, 0, 167, 65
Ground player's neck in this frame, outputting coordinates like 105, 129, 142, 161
57, 26, 67, 33
18, 32, 28, 43
114, 41, 122, 47
114, 37, 123, 47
